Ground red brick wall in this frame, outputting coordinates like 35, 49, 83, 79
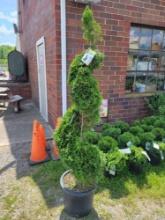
19, 0, 62, 126
20, 0, 165, 125
0, 82, 31, 99
66, 0, 165, 122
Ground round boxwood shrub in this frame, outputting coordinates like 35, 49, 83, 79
154, 118, 165, 129
141, 124, 154, 132
98, 136, 118, 153
139, 132, 156, 147
141, 116, 158, 126
113, 120, 129, 133
102, 123, 111, 131
102, 127, 121, 139
128, 146, 148, 174
152, 128, 165, 141
118, 132, 140, 148
129, 126, 144, 136
105, 150, 128, 176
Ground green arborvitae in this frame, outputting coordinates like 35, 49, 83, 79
54, 6, 104, 187
82, 6, 102, 48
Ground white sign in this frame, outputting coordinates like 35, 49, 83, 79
100, 99, 108, 118
119, 148, 132, 155
81, 49, 96, 66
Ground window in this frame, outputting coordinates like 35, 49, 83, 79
126, 26, 165, 93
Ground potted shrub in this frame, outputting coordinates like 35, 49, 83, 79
105, 150, 128, 177
113, 120, 129, 133
118, 132, 140, 149
98, 136, 118, 153
102, 126, 121, 139
128, 146, 149, 174
138, 132, 155, 147
54, 6, 104, 218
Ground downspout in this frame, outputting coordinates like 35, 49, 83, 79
60, 0, 67, 115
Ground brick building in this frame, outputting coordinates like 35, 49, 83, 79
18, 0, 165, 127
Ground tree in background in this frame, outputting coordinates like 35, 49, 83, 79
0, 45, 15, 64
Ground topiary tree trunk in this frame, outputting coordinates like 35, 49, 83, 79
54, 6, 104, 188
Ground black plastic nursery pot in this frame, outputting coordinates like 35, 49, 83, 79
60, 170, 96, 218
128, 162, 143, 174
148, 152, 161, 165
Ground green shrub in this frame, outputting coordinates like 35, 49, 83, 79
102, 127, 121, 139
54, 107, 81, 150
102, 123, 111, 131
98, 136, 118, 153
114, 120, 129, 132
83, 130, 101, 145
68, 140, 102, 187
132, 119, 141, 127
141, 124, 154, 132
128, 146, 148, 174
129, 126, 144, 136
118, 132, 140, 148
139, 132, 155, 146
141, 116, 158, 126
152, 128, 165, 141
105, 150, 128, 176
146, 93, 165, 115
154, 118, 165, 129
54, 6, 104, 188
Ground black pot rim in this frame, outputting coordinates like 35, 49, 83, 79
60, 170, 96, 196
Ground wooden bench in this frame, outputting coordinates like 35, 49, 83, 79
9, 95, 23, 113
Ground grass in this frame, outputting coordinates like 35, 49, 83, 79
1, 160, 165, 219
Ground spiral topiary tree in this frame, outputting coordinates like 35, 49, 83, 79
54, 6, 104, 189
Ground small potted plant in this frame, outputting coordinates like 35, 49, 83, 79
105, 150, 128, 177
118, 132, 140, 149
128, 146, 149, 174
54, 6, 104, 218
98, 136, 118, 153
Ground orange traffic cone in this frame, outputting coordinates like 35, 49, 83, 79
29, 120, 50, 165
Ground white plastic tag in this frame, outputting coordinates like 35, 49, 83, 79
81, 49, 96, 66
160, 150, 164, 160
127, 141, 133, 147
153, 143, 160, 150
119, 148, 131, 154
142, 150, 151, 161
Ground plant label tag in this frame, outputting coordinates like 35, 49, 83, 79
127, 141, 133, 147
145, 142, 151, 150
160, 150, 164, 160
109, 170, 116, 176
153, 143, 160, 150
142, 150, 151, 161
162, 138, 165, 143
81, 49, 96, 66
119, 148, 131, 154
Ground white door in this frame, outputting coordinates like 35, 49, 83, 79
36, 37, 48, 121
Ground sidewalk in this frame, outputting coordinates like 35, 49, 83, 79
0, 100, 52, 147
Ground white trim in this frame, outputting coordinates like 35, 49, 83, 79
36, 36, 48, 121
60, 0, 67, 115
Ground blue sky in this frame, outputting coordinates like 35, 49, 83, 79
0, 0, 17, 46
